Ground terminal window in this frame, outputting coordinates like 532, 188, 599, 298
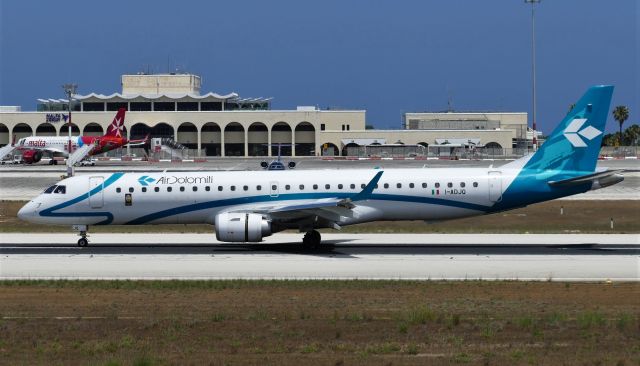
82, 102, 104, 112
154, 102, 175, 111
201, 102, 222, 111
177, 102, 198, 111
107, 102, 128, 111
130, 102, 151, 111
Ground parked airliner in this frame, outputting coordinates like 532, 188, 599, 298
18, 86, 623, 247
0, 108, 146, 165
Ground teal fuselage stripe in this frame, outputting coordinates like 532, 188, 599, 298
39, 172, 124, 225
125, 192, 491, 225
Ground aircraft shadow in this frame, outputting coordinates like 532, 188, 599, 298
0, 243, 637, 256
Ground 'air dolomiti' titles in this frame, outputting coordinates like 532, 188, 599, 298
155, 176, 216, 185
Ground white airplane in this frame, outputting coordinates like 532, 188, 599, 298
0, 108, 147, 165
18, 86, 624, 248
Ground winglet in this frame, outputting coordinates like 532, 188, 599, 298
351, 171, 383, 202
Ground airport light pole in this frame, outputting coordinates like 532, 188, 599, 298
525, 0, 540, 150
63, 83, 78, 176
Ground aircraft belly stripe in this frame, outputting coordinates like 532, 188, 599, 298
125, 192, 490, 225
39, 173, 124, 225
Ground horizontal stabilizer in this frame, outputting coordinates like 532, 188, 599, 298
548, 170, 624, 189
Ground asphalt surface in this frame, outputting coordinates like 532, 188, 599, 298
1, 234, 637, 281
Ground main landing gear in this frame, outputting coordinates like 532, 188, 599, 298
73, 225, 89, 247
302, 230, 321, 249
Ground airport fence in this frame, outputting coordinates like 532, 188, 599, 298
84, 145, 639, 161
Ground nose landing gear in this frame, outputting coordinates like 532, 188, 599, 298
72, 225, 89, 247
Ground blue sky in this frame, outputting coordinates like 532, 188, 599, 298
1, 0, 637, 133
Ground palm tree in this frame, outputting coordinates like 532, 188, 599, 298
612, 106, 629, 145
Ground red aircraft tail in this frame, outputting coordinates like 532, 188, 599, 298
104, 108, 126, 137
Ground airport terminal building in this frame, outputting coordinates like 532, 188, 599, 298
0, 73, 527, 157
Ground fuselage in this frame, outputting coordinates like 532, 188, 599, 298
18, 166, 588, 228
17, 135, 129, 157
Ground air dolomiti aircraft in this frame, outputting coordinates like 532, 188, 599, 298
18, 86, 623, 247
3, 108, 146, 164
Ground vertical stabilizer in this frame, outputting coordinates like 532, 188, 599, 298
105, 108, 126, 137
522, 85, 613, 173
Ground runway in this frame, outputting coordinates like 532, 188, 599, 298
1, 234, 638, 281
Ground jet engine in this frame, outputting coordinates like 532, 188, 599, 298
214, 212, 272, 242
21, 150, 42, 164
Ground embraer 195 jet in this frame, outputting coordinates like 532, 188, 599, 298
18, 86, 623, 248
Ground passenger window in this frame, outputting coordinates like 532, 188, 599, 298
325, 184, 330, 190
435, 183, 440, 188
54, 185, 66, 194
299, 184, 304, 190
460, 182, 465, 188
44, 185, 56, 194
361, 184, 366, 189
218, 186, 223, 191
383, 183, 389, 189
205, 186, 210, 191
396, 183, 402, 188
409, 183, 414, 188
142, 187, 147, 193
154, 187, 159, 192
193, 186, 198, 192
116, 188, 121, 193
285, 185, 290, 190
129, 187, 134, 193
257, 185, 262, 191
231, 186, 236, 191
243, 185, 249, 191
422, 183, 427, 188
272, 185, 277, 191
338, 184, 343, 189
473, 182, 478, 188
350, 184, 355, 189
447, 183, 453, 188
167, 187, 172, 192
180, 186, 185, 192
313, 184, 318, 190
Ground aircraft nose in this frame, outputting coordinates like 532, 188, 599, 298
17, 201, 37, 221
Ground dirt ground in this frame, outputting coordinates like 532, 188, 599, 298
0, 281, 638, 365
1, 199, 639, 233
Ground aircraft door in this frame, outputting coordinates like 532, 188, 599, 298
269, 181, 279, 197
488, 171, 502, 202
88, 176, 104, 208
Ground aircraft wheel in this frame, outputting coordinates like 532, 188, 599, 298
77, 238, 88, 247
48, 160, 54, 165
302, 230, 321, 249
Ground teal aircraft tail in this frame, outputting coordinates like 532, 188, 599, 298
494, 85, 616, 211
522, 85, 613, 173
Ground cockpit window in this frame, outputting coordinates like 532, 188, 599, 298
44, 185, 57, 194
53, 185, 66, 194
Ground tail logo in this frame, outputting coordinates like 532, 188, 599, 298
563, 118, 602, 148
137, 176, 155, 186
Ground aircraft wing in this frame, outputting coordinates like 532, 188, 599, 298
548, 169, 624, 189
226, 171, 384, 225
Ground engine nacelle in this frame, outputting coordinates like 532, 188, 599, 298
22, 150, 42, 164
214, 212, 272, 242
